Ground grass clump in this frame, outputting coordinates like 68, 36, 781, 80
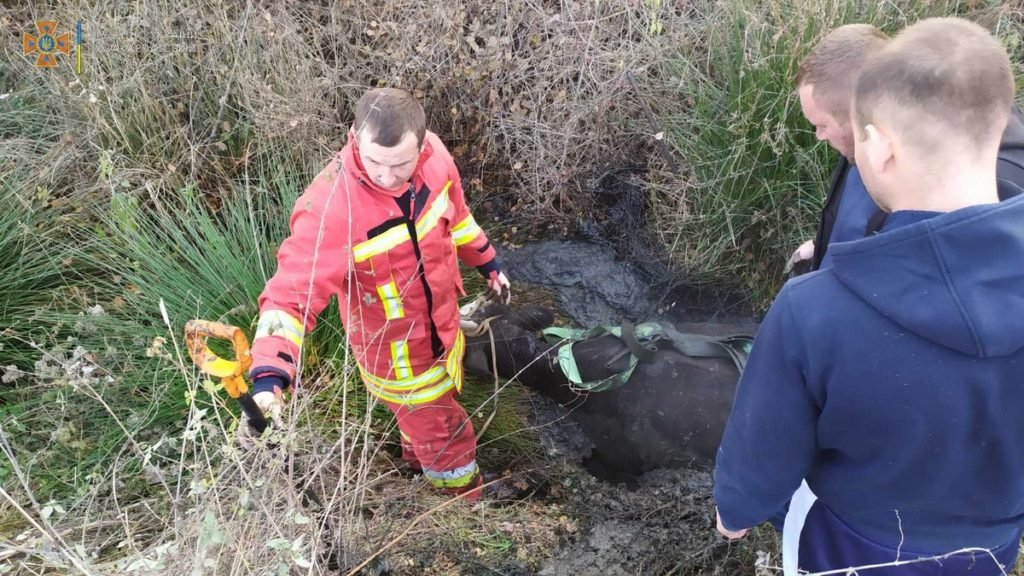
0, 181, 72, 371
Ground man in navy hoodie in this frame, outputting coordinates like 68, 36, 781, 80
714, 17, 1024, 575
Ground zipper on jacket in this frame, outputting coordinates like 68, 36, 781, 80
403, 185, 444, 359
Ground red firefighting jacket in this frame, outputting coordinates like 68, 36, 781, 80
249, 130, 497, 404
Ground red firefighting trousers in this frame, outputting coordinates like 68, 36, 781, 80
384, 390, 483, 500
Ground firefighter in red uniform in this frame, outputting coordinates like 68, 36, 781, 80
246, 88, 510, 500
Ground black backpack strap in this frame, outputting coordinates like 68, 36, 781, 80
996, 159, 1024, 199
811, 157, 851, 271
997, 177, 1024, 200
995, 104, 1024, 197
864, 208, 888, 236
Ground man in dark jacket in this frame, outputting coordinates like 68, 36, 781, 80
715, 17, 1024, 575
789, 25, 1024, 274
786, 24, 889, 273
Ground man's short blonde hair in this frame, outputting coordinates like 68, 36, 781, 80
852, 18, 1013, 154
797, 24, 890, 123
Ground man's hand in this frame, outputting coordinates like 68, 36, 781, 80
716, 508, 749, 540
487, 271, 511, 304
784, 239, 815, 276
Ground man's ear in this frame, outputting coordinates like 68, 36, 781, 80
863, 124, 894, 175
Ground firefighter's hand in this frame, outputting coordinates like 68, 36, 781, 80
716, 508, 749, 540
236, 380, 284, 449
487, 271, 511, 304
784, 239, 815, 276
252, 390, 283, 422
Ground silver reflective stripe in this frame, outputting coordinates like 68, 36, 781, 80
363, 375, 455, 405
353, 224, 410, 263
390, 340, 413, 380
360, 365, 447, 391
377, 281, 405, 320
255, 310, 304, 348
423, 460, 478, 484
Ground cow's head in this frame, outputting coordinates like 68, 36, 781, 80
461, 300, 569, 391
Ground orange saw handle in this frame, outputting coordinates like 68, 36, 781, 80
184, 319, 268, 434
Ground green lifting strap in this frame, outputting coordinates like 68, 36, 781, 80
541, 322, 754, 393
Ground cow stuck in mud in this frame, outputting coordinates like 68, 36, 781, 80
461, 301, 757, 482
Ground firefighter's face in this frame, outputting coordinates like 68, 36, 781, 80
358, 130, 421, 191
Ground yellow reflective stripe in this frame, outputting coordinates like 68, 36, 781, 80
365, 376, 455, 405
400, 430, 412, 443
352, 181, 454, 262
255, 310, 304, 348
451, 215, 482, 246
353, 224, 410, 263
391, 341, 413, 380
360, 365, 447, 392
377, 281, 405, 320
446, 329, 466, 392
424, 461, 479, 488
415, 182, 452, 239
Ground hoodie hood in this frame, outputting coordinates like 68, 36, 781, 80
829, 195, 1024, 358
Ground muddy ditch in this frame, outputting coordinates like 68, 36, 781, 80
494, 163, 757, 328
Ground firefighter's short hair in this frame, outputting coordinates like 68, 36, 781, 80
354, 88, 427, 147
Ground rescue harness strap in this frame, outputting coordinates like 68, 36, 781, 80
541, 322, 754, 393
